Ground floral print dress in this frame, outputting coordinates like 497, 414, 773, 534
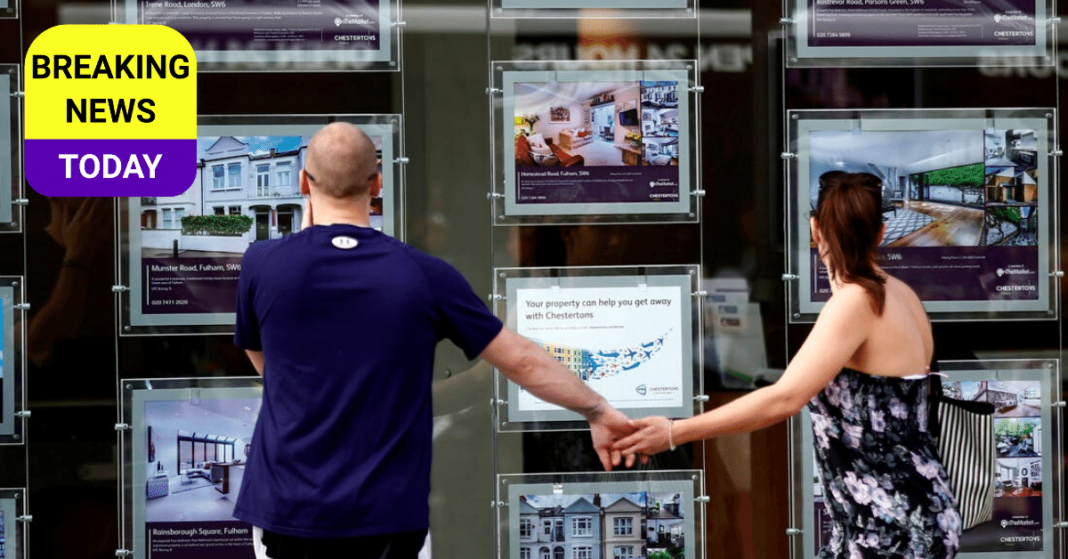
808, 368, 962, 559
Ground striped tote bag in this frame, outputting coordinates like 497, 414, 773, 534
930, 374, 997, 531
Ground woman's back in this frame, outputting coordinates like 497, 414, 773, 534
845, 274, 933, 379
811, 264, 960, 558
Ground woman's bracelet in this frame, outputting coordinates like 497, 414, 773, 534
668, 419, 676, 451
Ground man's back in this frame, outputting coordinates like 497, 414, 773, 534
233, 223, 502, 538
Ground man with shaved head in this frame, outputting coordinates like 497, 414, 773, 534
232, 122, 634, 558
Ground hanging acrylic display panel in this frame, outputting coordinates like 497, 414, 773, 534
490, 0, 695, 20
0, 490, 26, 559
701, 277, 784, 390
785, 108, 1059, 323
496, 471, 705, 559
788, 359, 1060, 559
114, 0, 402, 72
783, 0, 1054, 67
491, 60, 700, 226
120, 377, 263, 559
493, 265, 702, 432
116, 114, 404, 336
0, 0, 17, 19
0, 66, 20, 233
0, 278, 24, 445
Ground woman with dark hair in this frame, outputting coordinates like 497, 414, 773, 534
614, 171, 961, 558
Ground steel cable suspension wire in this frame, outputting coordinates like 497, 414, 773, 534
694, 4, 710, 551
484, 1, 503, 558
777, 2, 800, 555
19, 8, 30, 557
114, 211, 123, 557
1052, 11, 1064, 557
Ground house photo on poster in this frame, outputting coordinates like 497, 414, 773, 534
792, 113, 1052, 319
803, 363, 1053, 557
500, 66, 692, 218
124, 0, 395, 67
124, 120, 398, 331
131, 387, 262, 559
502, 271, 695, 424
504, 476, 697, 559
792, 0, 1047, 62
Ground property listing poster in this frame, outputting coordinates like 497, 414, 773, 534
127, 123, 395, 330
796, 115, 1050, 318
505, 476, 697, 559
0, 73, 11, 228
0, 283, 15, 437
505, 273, 693, 422
0, 300, 4, 424
806, 364, 1051, 556
806, 0, 1038, 48
502, 67, 692, 217
134, 389, 262, 559
134, 0, 385, 55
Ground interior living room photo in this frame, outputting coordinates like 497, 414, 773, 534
513, 79, 680, 169
807, 128, 1039, 248
142, 396, 261, 524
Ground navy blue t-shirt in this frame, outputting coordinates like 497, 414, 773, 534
232, 224, 503, 538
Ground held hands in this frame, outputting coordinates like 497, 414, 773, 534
589, 408, 677, 470
612, 416, 674, 466
587, 403, 637, 472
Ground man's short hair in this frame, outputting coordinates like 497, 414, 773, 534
304, 122, 378, 199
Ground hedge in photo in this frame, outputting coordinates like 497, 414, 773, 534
923, 162, 984, 188
181, 215, 255, 236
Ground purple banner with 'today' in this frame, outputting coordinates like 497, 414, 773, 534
26, 139, 196, 197
808, 0, 1037, 47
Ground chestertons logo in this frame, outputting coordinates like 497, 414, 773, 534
24, 25, 197, 196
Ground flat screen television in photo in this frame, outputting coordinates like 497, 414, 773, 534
789, 110, 1054, 321
499, 66, 694, 219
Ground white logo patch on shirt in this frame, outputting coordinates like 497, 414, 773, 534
331, 236, 359, 250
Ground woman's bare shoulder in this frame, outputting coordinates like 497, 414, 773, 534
880, 273, 934, 362
822, 282, 879, 323
884, 273, 925, 308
